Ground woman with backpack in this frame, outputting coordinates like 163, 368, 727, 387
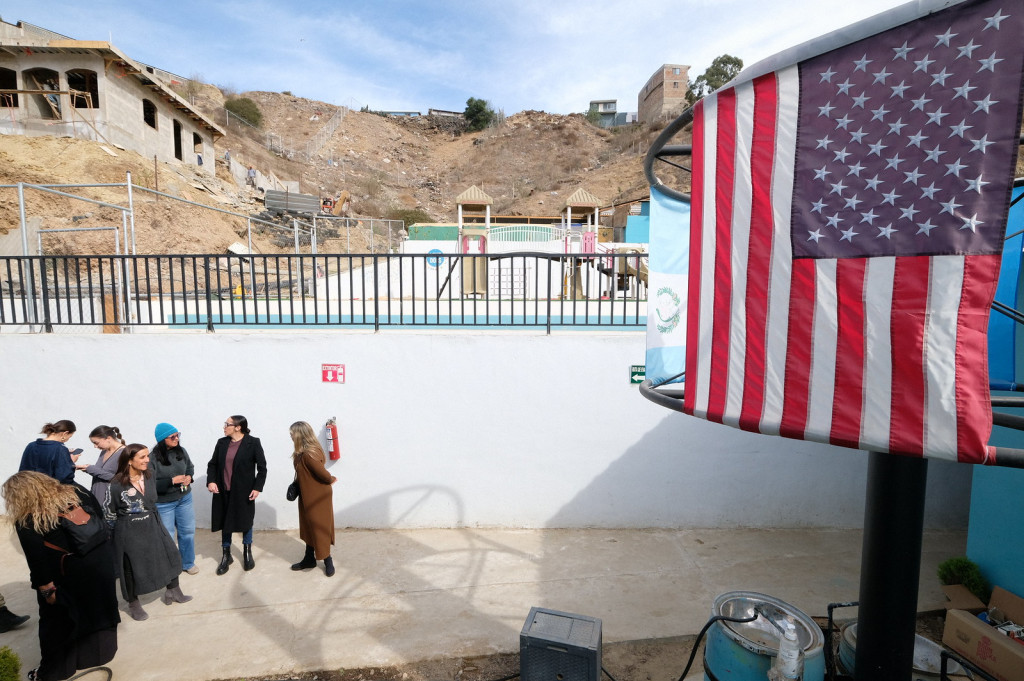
3, 471, 119, 681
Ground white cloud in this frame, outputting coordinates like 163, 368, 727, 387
2, 0, 909, 114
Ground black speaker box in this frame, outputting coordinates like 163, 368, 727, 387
520, 607, 602, 681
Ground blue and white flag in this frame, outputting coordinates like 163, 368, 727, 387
645, 187, 690, 385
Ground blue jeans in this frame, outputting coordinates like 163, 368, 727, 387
222, 527, 253, 547
156, 492, 196, 570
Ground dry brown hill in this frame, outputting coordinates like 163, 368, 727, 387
1, 86, 693, 255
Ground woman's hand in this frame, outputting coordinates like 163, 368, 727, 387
39, 583, 57, 605
248, 490, 260, 501
172, 474, 191, 485
207, 482, 219, 494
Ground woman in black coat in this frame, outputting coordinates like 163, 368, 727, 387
3, 471, 119, 681
105, 444, 191, 621
206, 415, 267, 575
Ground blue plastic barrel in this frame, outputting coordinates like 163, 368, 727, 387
703, 591, 824, 681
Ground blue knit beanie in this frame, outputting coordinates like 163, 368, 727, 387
154, 422, 179, 442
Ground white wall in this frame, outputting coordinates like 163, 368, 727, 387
0, 331, 972, 530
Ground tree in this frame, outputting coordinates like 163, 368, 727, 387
464, 97, 495, 131
686, 54, 744, 105
224, 97, 263, 128
584, 106, 602, 127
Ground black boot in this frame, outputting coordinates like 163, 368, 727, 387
323, 555, 335, 577
291, 545, 316, 571
216, 546, 233, 575
242, 543, 255, 571
0, 606, 29, 632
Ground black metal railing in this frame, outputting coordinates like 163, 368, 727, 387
0, 253, 649, 331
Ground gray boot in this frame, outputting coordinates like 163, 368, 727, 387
162, 585, 193, 605
128, 599, 149, 621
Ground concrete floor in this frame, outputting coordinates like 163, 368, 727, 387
0, 527, 965, 681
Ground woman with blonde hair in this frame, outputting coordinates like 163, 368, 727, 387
3, 471, 119, 681
288, 421, 337, 576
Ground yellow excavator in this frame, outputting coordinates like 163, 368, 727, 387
329, 190, 351, 217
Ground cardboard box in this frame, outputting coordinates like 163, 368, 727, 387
942, 584, 986, 613
942, 586, 1024, 681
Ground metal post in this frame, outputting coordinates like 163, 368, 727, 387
126, 171, 137, 254
312, 216, 317, 255
120, 212, 134, 327
18, 182, 39, 327
854, 451, 928, 681
204, 257, 214, 332
246, 218, 254, 304
293, 218, 299, 254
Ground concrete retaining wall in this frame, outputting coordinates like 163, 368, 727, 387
0, 331, 972, 530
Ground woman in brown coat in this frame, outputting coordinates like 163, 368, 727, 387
288, 421, 337, 576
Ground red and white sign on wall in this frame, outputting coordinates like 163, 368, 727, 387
322, 364, 345, 383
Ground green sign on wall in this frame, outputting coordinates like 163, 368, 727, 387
630, 365, 645, 384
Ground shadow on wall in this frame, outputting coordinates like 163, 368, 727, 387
542, 412, 973, 529
333, 485, 466, 528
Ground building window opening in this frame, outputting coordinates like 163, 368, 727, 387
672, 82, 679, 89
142, 98, 157, 129
192, 132, 204, 165
173, 119, 183, 160
0, 68, 17, 107
66, 69, 99, 108
23, 67, 61, 119
673, 67, 681, 75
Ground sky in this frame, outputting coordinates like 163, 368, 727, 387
2, 0, 912, 115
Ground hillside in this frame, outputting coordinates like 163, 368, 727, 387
0, 85, 692, 255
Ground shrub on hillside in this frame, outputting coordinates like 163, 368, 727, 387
224, 97, 263, 128
464, 97, 495, 132
387, 208, 433, 227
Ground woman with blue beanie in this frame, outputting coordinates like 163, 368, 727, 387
150, 423, 198, 575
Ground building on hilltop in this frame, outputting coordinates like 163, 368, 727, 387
587, 99, 637, 128
637, 63, 689, 124
0, 18, 223, 176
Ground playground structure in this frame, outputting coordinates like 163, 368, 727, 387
347, 185, 649, 304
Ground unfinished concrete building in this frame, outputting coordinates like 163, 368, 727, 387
0, 19, 223, 175
637, 64, 689, 124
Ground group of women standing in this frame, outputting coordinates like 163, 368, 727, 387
4, 416, 338, 681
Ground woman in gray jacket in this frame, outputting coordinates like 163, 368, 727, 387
150, 423, 198, 575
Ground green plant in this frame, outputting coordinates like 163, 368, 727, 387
687, 54, 744, 105
282, 90, 293, 96
224, 97, 263, 127
464, 97, 495, 132
386, 208, 432, 226
937, 556, 991, 603
0, 646, 21, 681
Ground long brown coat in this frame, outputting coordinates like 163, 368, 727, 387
294, 449, 335, 559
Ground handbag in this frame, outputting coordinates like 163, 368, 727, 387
286, 480, 300, 502
44, 504, 109, 558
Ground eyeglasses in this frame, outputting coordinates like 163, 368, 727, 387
223, 422, 236, 428
167, 434, 181, 440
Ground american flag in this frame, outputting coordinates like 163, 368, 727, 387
683, 0, 1024, 463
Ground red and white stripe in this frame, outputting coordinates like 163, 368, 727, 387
682, 67, 997, 463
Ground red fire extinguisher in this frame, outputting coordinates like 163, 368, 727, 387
326, 417, 340, 460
